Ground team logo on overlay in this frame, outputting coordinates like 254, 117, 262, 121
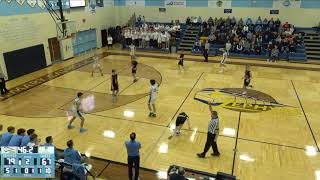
194, 88, 291, 112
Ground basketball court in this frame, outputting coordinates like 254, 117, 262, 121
1, 48, 320, 179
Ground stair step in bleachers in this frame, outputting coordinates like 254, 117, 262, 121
306, 46, 320, 50
304, 38, 320, 42
306, 51, 320, 55
304, 43, 320, 47
304, 36, 320, 40
306, 33, 319, 36
178, 26, 199, 52
304, 42, 320, 45
180, 43, 194, 47
307, 54, 320, 60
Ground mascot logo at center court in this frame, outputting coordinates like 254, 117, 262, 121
194, 88, 290, 113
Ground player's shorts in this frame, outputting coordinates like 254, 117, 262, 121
244, 79, 250, 87
111, 83, 119, 91
132, 69, 137, 74
93, 63, 101, 69
178, 60, 183, 66
72, 110, 84, 119
130, 52, 135, 56
148, 96, 156, 104
175, 116, 187, 126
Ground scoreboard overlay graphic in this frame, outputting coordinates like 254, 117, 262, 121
1, 146, 55, 178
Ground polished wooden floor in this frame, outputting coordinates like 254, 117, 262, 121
1, 49, 320, 180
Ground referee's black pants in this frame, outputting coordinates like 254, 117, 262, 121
201, 132, 219, 155
128, 156, 140, 180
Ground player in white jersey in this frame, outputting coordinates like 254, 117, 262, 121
91, 54, 103, 77
148, 79, 158, 117
219, 49, 228, 73
67, 92, 87, 133
129, 43, 136, 61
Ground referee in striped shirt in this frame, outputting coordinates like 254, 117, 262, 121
197, 100, 220, 158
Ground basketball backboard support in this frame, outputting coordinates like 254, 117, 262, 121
56, 21, 77, 40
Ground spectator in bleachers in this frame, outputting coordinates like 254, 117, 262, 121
246, 18, 253, 26
43, 136, 59, 159
197, 16, 202, 26
275, 18, 281, 28
262, 18, 268, 27
21, 129, 35, 146
8, 128, 25, 146
231, 17, 237, 26
186, 17, 191, 26
238, 18, 244, 27
243, 40, 251, 54
208, 17, 214, 26
157, 31, 162, 49
236, 43, 243, 53
27, 134, 40, 147
142, 16, 145, 23
141, 30, 146, 48
64, 140, 85, 165
0, 126, 15, 146
256, 16, 262, 26
194, 39, 201, 51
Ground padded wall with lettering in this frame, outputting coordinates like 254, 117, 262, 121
3, 44, 47, 80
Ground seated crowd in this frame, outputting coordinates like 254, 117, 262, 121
189, 16, 304, 61
0, 126, 90, 179
122, 16, 181, 50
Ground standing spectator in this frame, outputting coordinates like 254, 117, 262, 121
203, 47, 209, 62
141, 30, 146, 48
42, 136, 59, 159
270, 46, 280, 62
204, 40, 210, 53
197, 100, 220, 158
125, 132, 141, 180
0, 126, 15, 146
107, 35, 113, 49
158, 32, 163, 49
21, 129, 35, 146
225, 41, 232, 53
138, 30, 142, 48
124, 29, 129, 46
0, 71, 9, 95
8, 128, 26, 146
145, 30, 150, 48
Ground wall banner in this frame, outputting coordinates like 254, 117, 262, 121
273, 0, 301, 8
208, 0, 232, 8
126, 0, 145, 6
103, 0, 114, 7
165, 0, 186, 7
